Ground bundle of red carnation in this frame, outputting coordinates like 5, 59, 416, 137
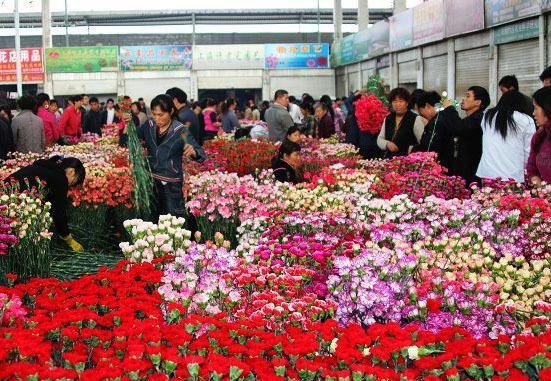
354, 94, 389, 134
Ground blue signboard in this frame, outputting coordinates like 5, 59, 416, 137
119, 45, 192, 71
264, 43, 329, 69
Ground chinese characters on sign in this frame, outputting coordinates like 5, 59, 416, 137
45, 46, 118, 73
413, 0, 445, 45
120, 45, 192, 71
0, 48, 44, 83
193, 45, 264, 70
484, 0, 540, 27
264, 43, 329, 69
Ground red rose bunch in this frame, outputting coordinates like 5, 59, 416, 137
354, 94, 390, 134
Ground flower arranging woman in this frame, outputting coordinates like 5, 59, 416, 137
138, 94, 205, 218
6, 156, 86, 252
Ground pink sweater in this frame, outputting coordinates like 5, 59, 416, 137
37, 107, 59, 145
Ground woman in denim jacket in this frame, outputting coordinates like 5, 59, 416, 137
137, 94, 205, 219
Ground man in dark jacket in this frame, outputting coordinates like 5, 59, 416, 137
441, 86, 490, 186
166, 87, 203, 146
83, 97, 103, 136
0, 105, 14, 160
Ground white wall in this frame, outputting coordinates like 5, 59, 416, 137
52, 72, 117, 95
122, 70, 192, 105
268, 69, 335, 99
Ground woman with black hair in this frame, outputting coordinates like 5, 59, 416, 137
202, 98, 221, 141
299, 102, 315, 137
137, 94, 205, 219
7, 156, 86, 251
285, 125, 302, 143
377, 87, 425, 158
221, 98, 241, 133
526, 87, 551, 184
476, 90, 535, 183
314, 102, 335, 138
271, 139, 302, 184
411, 91, 456, 171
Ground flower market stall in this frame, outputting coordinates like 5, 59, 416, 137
0, 128, 549, 380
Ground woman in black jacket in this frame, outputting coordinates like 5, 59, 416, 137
271, 139, 302, 184
6, 156, 86, 251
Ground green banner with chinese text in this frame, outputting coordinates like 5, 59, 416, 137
45, 46, 119, 73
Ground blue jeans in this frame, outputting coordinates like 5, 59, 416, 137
155, 180, 185, 219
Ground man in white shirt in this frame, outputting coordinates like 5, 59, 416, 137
102, 98, 116, 125
288, 95, 303, 124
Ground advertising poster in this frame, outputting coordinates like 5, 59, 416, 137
194, 45, 263, 70
390, 8, 414, 51
120, 45, 192, 71
485, 0, 540, 26
367, 20, 390, 57
445, 0, 485, 37
0, 48, 44, 82
45, 46, 118, 73
493, 17, 540, 44
413, 0, 445, 45
264, 43, 329, 69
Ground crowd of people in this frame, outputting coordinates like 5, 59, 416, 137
0, 66, 549, 252
266, 66, 551, 188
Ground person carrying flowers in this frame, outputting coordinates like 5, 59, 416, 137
136, 94, 205, 219
6, 156, 86, 252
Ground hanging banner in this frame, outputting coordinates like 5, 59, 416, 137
45, 46, 118, 73
445, 0, 485, 37
413, 0, 445, 45
119, 45, 192, 71
340, 34, 358, 65
484, 0, 540, 27
352, 29, 371, 62
0, 48, 44, 83
330, 40, 342, 67
264, 43, 329, 69
390, 9, 414, 51
368, 20, 390, 57
493, 17, 540, 44
194, 45, 263, 70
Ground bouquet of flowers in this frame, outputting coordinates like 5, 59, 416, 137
354, 94, 389, 134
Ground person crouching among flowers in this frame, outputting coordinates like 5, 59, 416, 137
137, 94, 205, 219
271, 139, 303, 184
6, 156, 86, 252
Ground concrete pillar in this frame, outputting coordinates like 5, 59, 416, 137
262, 70, 271, 101
42, 0, 54, 96
416, 48, 423, 89
190, 71, 198, 101
390, 52, 399, 88
393, 0, 407, 14
539, 15, 547, 71
447, 39, 456, 100
333, 0, 343, 41
489, 31, 499, 106
358, 0, 370, 32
